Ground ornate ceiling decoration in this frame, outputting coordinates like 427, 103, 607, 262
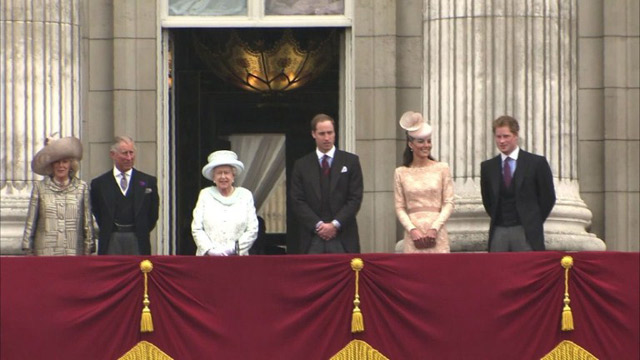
193, 29, 336, 94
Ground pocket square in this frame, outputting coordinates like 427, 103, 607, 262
341, 166, 348, 173
145, 188, 153, 194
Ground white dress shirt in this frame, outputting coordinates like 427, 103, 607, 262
316, 146, 336, 167
113, 167, 133, 195
500, 147, 520, 176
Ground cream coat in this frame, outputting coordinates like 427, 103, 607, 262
191, 186, 258, 255
23, 177, 95, 255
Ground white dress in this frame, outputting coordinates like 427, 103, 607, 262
191, 186, 259, 255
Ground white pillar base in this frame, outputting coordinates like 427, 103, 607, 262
0, 188, 31, 255
446, 179, 605, 252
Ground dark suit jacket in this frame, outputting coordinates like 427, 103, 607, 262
90, 169, 159, 255
480, 150, 556, 251
290, 150, 364, 254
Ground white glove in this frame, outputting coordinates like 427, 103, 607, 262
221, 242, 237, 256
206, 243, 236, 256
206, 247, 227, 256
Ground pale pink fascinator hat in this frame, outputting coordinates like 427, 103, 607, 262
399, 111, 432, 139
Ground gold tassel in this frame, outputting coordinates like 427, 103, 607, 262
350, 258, 364, 333
560, 256, 574, 331
140, 260, 154, 333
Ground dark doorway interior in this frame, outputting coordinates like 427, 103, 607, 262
171, 28, 340, 255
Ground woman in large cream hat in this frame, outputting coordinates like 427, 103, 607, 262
22, 136, 95, 255
191, 150, 258, 256
394, 111, 455, 253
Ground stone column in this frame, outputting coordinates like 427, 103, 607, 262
354, 1, 400, 252
424, 0, 605, 251
0, 0, 82, 254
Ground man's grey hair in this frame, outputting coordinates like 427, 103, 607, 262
110, 136, 136, 153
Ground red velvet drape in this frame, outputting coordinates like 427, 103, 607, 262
1, 252, 638, 359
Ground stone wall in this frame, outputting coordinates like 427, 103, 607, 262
577, 0, 639, 251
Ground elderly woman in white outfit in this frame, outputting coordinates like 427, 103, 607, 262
192, 150, 259, 256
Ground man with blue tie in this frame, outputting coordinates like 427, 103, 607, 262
90, 136, 159, 255
290, 114, 364, 254
480, 116, 556, 251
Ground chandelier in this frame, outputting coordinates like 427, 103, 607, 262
193, 29, 336, 94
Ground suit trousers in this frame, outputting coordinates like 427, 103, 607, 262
307, 235, 346, 254
107, 232, 140, 255
490, 225, 532, 252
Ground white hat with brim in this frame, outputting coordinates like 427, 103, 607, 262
399, 111, 432, 139
201, 150, 244, 180
31, 136, 83, 176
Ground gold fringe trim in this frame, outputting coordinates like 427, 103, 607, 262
560, 256, 574, 331
140, 260, 154, 333
329, 340, 389, 360
118, 341, 174, 360
541, 340, 598, 360
350, 258, 364, 333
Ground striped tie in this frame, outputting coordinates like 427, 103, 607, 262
120, 173, 128, 192
503, 157, 512, 187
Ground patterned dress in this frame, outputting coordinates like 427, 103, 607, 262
22, 177, 95, 255
394, 161, 454, 253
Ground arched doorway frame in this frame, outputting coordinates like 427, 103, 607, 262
155, 1, 355, 254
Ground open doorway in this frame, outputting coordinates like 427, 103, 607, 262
170, 28, 341, 255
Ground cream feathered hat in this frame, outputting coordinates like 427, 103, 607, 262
399, 111, 432, 139
31, 135, 83, 176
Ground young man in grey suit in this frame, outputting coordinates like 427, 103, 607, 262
90, 136, 159, 255
290, 114, 364, 254
480, 115, 556, 251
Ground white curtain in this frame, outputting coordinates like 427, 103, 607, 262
230, 134, 285, 211
169, 0, 246, 16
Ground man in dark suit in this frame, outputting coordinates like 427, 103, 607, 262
481, 115, 556, 251
90, 136, 159, 255
290, 114, 364, 254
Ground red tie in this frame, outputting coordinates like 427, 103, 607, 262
503, 157, 512, 187
322, 155, 330, 176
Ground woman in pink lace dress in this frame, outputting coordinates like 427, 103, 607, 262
394, 111, 454, 253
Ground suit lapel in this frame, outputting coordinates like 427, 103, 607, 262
329, 151, 342, 192
132, 169, 145, 216
102, 173, 118, 218
308, 155, 322, 201
514, 151, 529, 191
490, 156, 502, 198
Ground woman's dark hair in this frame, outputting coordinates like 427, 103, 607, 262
402, 135, 435, 167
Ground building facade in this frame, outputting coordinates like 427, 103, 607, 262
1, 0, 637, 254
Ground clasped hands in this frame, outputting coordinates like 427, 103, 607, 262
206, 243, 236, 256
409, 228, 437, 249
316, 222, 338, 241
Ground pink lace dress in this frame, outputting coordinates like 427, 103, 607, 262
394, 162, 454, 253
